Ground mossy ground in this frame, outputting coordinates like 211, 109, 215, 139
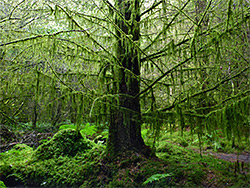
0, 128, 249, 187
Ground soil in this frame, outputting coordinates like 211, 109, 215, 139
0, 124, 54, 152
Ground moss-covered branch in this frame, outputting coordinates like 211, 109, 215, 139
159, 66, 250, 112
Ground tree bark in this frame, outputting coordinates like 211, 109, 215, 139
107, 0, 151, 157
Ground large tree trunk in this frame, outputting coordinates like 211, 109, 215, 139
107, 0, 151, 157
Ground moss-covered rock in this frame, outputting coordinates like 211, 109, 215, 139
0, 131, 105, 187
0, 144, 34, 187
35, 129, 94, 159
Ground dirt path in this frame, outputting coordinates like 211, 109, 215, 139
188, 144, 250, 164
207, 151, 250, 164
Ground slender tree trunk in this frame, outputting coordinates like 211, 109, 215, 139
32, 70, 40, 128
107, 0, 151, 157
195, 0, 210, 113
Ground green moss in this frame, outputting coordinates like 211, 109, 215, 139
0, 144, 34, 176
0, 128, 249, 187
27, 141, 105, 187
0, 142, 105, 187
35, 129, 94, 159
0, 129, 106, 187
0, 144, 34, 187
155, 140, 250, 187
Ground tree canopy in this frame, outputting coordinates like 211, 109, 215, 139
0, 0, 249, 156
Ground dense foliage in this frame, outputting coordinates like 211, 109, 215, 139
0, 0, 249, 153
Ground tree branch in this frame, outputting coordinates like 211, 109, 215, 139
143, 0, 191, 52
140, 1, 163, 17
159, 65, 250, 112
136, 55, 193, 98
141, 7, 250, 62
0, 29, 92, 47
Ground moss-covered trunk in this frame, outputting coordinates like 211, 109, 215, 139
107, 0, 151, 157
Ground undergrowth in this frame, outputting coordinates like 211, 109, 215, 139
0, 127, 249, 187
144, 126, 250, 153
0, 129, 105, 187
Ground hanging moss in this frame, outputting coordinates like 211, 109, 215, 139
203, 95, 250, 142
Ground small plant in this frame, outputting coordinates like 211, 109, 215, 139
142, 173, 173, 185
80, 123, 97, 137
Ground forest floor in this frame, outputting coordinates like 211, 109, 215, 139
1, 125, 249, 164
1, 128, 249, 164
0, 125, 249, 187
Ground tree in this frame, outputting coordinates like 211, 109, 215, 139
0, 0, 249, 157
107, 0, 151, 156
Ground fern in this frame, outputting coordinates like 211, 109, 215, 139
142, 173, 173, 185
80, 123, 97, 137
